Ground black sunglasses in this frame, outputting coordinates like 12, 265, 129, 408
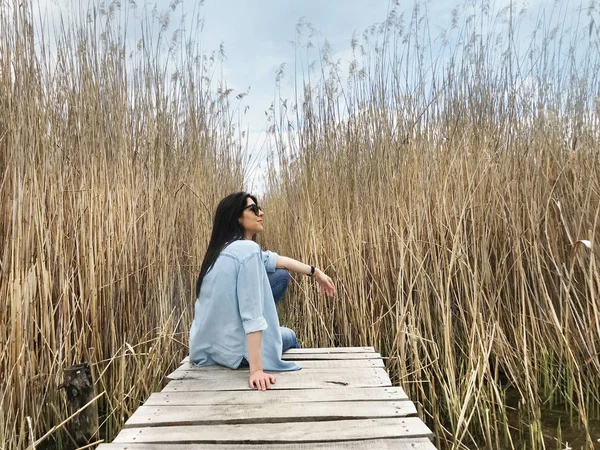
243, 204, 262, 216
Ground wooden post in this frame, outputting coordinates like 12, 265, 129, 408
60, 363, 99, 446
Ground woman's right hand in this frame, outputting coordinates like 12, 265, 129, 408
249, 370, 276, 391
314, 269, 336, 297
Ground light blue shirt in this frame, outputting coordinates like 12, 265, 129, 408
189, 239, 300, 371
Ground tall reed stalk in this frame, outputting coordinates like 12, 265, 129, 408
265, 2, 600, 449
0, 1, 244, 448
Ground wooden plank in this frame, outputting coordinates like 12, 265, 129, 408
181, 348, 377, 365
166, 368, 391, 384
165, 367, 391, 385
282, 352, 381, 360
112, 417, 433, 443
167, 367, 387, 380
162, 369, 391, 391
291, 358, 384, 368
124, 400, 417, 428
176, 358, 384, 372
283, 347, 375, 354
145, 387, 408, 406
167, 360, 385, 380
98, 437, 437, 449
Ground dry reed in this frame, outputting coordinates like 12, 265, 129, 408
265, 2, 600, 449
0, 0, 244, 448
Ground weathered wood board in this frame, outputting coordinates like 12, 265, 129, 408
124, 400, 418, 427
98, 347, 436, 450
162, 368, 392, 390
282, 346, 376, 353
98, 438, 436, 449
113, 418, 433, 443
180, 350, 381, 365
167, 366, 390, 381
283, 352, 382, 360
173, 358, 385, 372
144, 386, 408, 406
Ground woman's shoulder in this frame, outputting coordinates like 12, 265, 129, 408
222, 239, 261, 260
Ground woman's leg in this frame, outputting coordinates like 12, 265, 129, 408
280, 326, 301, 352
267, 268, 291, 305
268, 270, 299, 351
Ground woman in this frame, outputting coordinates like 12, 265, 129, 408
189, 192, 336, 391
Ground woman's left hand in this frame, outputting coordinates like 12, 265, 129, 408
314, 269, 336, 297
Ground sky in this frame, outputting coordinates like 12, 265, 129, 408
32, 0, 586, 193
33, 0, 400, 192
188, 0, 396, 192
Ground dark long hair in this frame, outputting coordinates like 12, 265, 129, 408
195, 192, 258, 297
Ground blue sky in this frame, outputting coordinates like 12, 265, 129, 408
34, 0, 587, 192
193, 0, 397, 190
34, 0, 401, 190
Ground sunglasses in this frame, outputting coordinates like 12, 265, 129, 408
243, 204, 262, 216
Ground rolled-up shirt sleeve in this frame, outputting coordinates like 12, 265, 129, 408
261, 250, 279, 273
237, 251, 268, 334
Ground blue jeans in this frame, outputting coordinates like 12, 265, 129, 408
240, 269, 300, 368
267, 268, 291, 305
268, 268, 300, 351
280, 326, 300, 352
240, 324, 298, 368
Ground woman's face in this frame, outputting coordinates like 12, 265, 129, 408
239, 197, 264, 238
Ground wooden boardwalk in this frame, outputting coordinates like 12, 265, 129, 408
97, 347, 436, 449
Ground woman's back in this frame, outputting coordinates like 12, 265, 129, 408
189, 239, 300, 371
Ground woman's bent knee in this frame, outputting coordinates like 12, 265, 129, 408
269, 269, 290, 304
281, 326, 300, 352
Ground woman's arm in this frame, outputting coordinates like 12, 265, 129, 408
276, 255, 336, 297
247, 330, 276, 391
237, 250, 276, 391
275, 255, 313, 275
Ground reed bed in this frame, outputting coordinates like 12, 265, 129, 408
265, 2, 600, 449
0, 1, 244, 448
